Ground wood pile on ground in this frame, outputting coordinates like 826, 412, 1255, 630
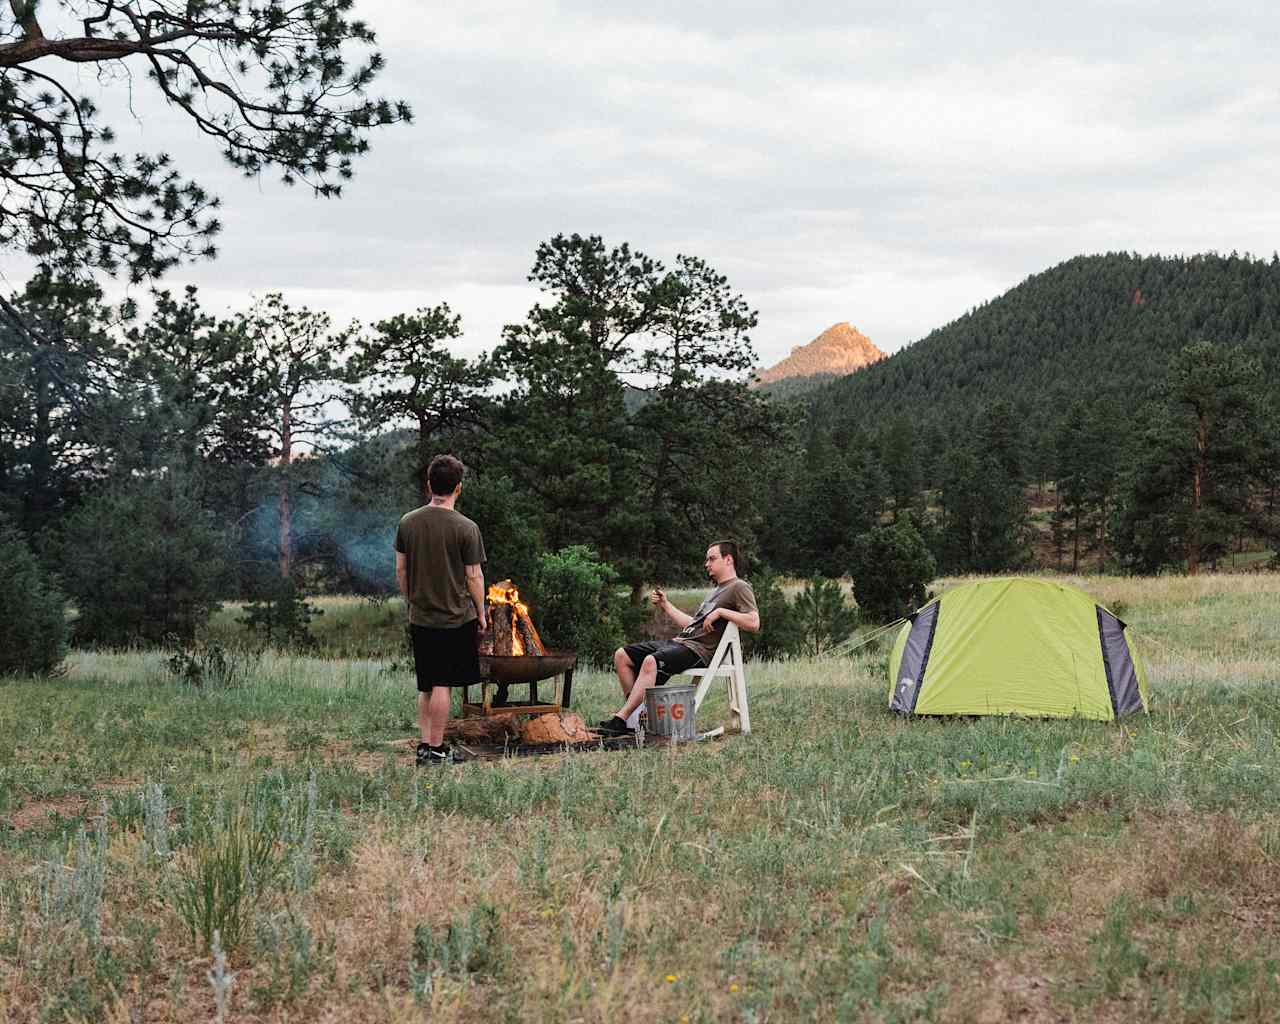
518, 711, 593, 744
443, 711, 595, 747
444, 713, 521, 744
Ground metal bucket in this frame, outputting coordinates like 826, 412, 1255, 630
644, 684, 697, 741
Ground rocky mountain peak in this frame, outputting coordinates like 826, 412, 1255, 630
753, 323, 886, 387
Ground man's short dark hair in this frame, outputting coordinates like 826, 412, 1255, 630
423, 454, 465, 496
713, 539, 744, 574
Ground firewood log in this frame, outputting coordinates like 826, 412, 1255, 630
492, 603, 514, 656
516, 611, 544, 655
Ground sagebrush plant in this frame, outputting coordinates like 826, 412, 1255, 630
412, 903, 505, 979
37, 813, 108, 944
0, 513, 66, 675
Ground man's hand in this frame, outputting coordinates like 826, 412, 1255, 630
702, 608, 724, 633
650, 587, 667, 610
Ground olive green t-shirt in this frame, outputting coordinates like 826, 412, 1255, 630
394, 505, 486, 628
672, 578, 758, 663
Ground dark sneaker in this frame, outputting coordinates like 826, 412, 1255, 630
423, 744, 469, 767
415, 741, 432, 767
596, 716, 633, 737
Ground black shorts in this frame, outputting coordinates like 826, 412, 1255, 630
622, 640, 705, 686
410, 621, 481, 693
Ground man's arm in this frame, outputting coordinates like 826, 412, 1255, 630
654, 589, 695, 630
703, 606, 761, 634
396, 551, 409, 600
466, 563, 488, 631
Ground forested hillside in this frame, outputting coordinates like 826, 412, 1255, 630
808, 252, 1280, 434
764, 252, 1280, 582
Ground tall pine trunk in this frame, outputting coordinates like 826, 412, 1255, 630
1188, 412, 1208, 577
25, 353, 55, 532
1071, 506, 1080, 574
1098, 493, 1109, 569
279, 401, 292, 579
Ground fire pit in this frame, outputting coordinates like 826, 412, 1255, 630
462, 580, 577, 717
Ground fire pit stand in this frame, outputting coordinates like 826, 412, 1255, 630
462, 651, 578, 718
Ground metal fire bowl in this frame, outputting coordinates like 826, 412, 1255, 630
479, 650, 577, 685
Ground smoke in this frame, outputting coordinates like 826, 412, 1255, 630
336, 527, 397, 593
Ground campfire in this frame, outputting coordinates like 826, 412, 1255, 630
464, 579, 576, 724
479, 580, 546, 657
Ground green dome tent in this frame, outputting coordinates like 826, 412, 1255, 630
888, 578, 1149, 720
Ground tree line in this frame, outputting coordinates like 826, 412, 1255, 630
3, 242, 1279, 674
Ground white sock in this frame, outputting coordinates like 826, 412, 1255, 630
625, 706, 643, 729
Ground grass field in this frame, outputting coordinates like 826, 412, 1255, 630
3, 574, 1280, 1022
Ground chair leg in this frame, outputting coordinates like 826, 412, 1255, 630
732, 665, 751, 734
693, 651, 726, 712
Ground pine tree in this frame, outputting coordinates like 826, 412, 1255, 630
883, 415, 922, 522
57, 472, 230, 644
1114, 343, 1267, 574
345, 306, 494, 461
0, 274, 128, 533
232, 295, 357, 579
849, 516, 936, 622
0, 512, 66, 674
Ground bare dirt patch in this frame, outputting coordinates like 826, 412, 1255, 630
6, 779, 136, 832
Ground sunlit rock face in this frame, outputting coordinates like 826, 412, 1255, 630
753, 323, 886, 388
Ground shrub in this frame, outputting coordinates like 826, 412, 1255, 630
0, 514, 67, 675
848, 516, 937, 623
175, 807, 285, 954
792, 577, 859, 656
530, 546, 627, 666
239, 577, 322, 648
56, 474, 229, 645
412, 903, 504, 979
741, 569, 805, 661
166, 641, 256, 690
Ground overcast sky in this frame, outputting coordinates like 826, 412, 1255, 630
6, 1, 1280, 364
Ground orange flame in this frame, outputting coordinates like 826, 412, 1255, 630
487, 580, 533, 655
487, 580, 521, 606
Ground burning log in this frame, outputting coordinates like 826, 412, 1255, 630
485, 579, 545, 657
491, 602, 515, 656
516, 612, 544, 656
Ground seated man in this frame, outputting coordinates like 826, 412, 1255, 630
597, 540, 760, 736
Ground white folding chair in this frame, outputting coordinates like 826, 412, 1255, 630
682, 622, 751, 734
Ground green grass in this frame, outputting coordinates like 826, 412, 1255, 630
205, 595, 411, 658
2, 574, 1279, 1022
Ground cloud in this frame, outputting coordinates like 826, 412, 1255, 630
3, 1, 1278, 361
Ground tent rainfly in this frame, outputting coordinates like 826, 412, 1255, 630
888, 578, 1149, 720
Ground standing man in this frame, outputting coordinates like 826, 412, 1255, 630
395, 454, 487, 767
597, 541, 759, 736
